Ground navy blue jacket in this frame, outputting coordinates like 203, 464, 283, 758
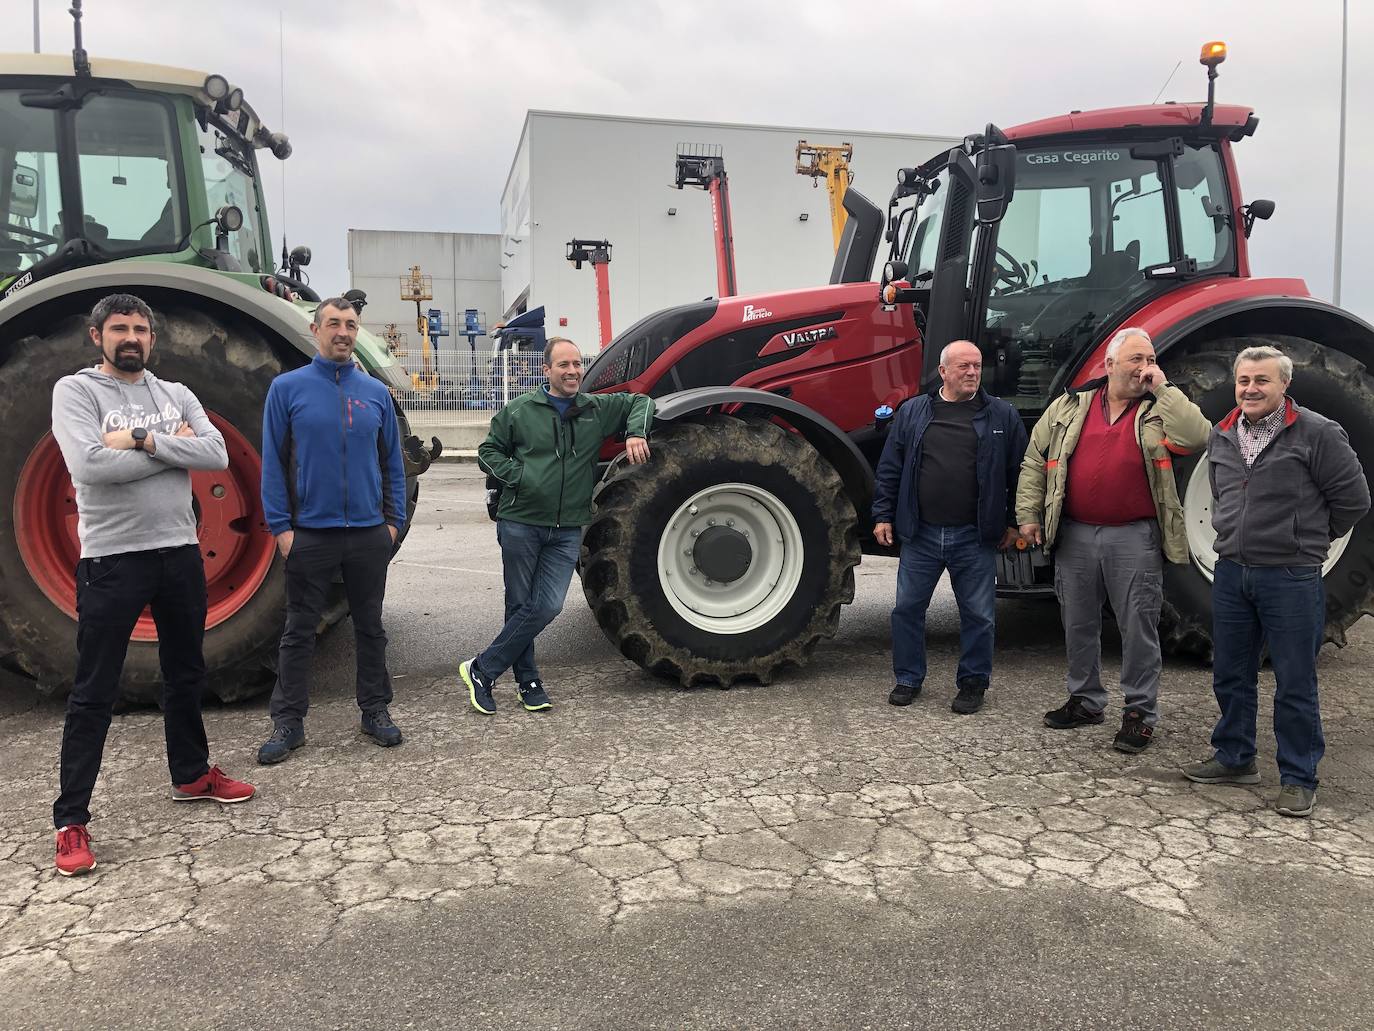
871, 387, 1028, 546
262, 354, 406, 535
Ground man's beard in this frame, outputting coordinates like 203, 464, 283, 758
110, 346, 145, 373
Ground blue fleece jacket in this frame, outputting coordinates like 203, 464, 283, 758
261, 353, 407, 535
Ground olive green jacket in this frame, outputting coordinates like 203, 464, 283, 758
1014, 377, 1211, 563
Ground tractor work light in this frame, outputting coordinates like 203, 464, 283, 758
216, 205, 244, 232
1200, 40, 1227, 67
222, 87, 244, 113
203, 74, 229, 100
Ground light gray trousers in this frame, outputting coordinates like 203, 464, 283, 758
1053, 518, 1164, 725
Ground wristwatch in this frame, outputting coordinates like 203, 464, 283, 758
131, 426, 148, 451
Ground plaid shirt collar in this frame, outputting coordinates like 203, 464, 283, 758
1240, 403, 1286, 436
1237, 401, 1287, 467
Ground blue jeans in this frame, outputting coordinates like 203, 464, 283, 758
1210, 558, 1326, 789
892, 522, 996, 689
476, 520, 581, 684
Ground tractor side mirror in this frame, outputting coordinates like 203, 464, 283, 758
10, 164, 39, 219
975, 145, 1016, 224
1242, 199, 1275, 238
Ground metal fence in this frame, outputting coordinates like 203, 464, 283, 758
388, 346, 599, 435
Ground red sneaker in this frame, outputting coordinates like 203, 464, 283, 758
55, 825, 96, 877
172, 765, 256, 803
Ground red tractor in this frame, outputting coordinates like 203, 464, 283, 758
578, 44, 1374, 686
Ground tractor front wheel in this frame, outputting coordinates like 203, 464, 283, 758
580, 415, 861, 686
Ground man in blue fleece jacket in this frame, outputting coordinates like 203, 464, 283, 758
257, 297, 407, 763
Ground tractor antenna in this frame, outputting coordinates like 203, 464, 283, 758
69, 0, 91, 77
278, 9, 288, 243
1151, 60, 1181, 104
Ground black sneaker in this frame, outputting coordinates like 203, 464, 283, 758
518, 680, 552, 712
361, 708, 403, 747
461, 658, 496, 715
888, 683, 921, 706
1112, 709, 1154, 753
256, 724, 305, 765
1043, 698, 1105, 730
951, 680, 987, 715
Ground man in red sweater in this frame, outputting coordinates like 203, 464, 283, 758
1016, 328, 1210, 752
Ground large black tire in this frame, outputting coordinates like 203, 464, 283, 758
1162, 335, 1374, 658
581, 415, 861, 686
0, 304, 329, 704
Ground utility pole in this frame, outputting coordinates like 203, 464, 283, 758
1333, 0, 1349, 306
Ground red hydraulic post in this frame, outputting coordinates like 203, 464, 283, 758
592, 260, 613, 348
566, 239, 614, 348
707, 174, 737, 297
675, 144, 738, 297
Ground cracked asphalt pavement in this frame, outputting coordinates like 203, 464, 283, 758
3, 464, 1373, 1030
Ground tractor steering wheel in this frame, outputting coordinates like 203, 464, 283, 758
993, 247, 1030, 293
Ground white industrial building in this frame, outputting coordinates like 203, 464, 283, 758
500, 110, 958, 346
346, 229, 503, 364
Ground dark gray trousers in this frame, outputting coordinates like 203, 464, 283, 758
1053, 518, 1164, 725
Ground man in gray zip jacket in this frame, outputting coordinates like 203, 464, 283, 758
1181, 345, 1369, 818
48, 294, 255, 878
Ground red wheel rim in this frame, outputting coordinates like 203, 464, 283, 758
14, 413, 275, 641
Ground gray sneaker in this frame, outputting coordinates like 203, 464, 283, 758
1276, 784, 1317, 818
1180, 756, 1261, 785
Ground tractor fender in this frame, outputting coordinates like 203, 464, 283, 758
1152, 294, 1374, 365
0, 262, 356, 375
652, 386, 875, 515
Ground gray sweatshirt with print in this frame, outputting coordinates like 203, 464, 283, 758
50, 366, 228, 559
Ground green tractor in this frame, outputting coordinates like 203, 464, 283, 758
0, 33, 438, 703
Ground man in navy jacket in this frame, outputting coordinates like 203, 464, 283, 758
257, 297, 408, 763
871, 340, 1027, 714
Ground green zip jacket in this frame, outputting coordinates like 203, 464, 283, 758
478, 387, 654, 527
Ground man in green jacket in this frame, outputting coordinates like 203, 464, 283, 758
463, 337, 653, 714
1016, 327, 1210, 752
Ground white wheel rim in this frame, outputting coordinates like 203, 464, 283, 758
1183, 459, 1352, 581
656, 482, 805, 634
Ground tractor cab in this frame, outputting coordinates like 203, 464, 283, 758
0, 52, 300, 299
880, 48, 1268, 420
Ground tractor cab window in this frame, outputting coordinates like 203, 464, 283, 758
980, 146, 1176, 413
0, 90, 64, 277
74, 93, 185, 253
1174, 144, 1232, 271
197, 120, 268, 272
902, 168, 951, 281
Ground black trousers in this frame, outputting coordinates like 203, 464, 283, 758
53, 544, 211, 829
268, 524, 393, 729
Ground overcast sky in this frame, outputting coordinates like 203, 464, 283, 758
17, 0, 1373, 324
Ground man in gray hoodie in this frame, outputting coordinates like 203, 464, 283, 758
49, 294, 255, 878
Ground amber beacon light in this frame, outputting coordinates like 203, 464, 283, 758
1200, 40, 1227, 67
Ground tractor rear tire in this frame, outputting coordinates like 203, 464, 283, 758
1162, 335, 1374, 658
581, 415, 861, 686
0, 305, 330, 705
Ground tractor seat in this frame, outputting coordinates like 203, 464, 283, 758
1085, 239, 1141, 288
